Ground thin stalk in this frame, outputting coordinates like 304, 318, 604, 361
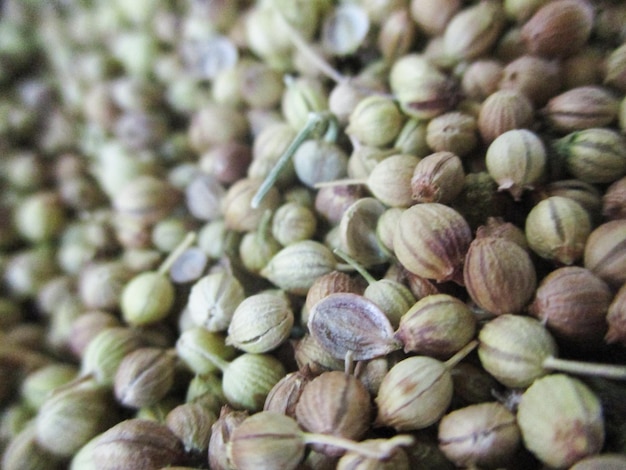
158, 232, 197, 276
333, 248, 376, 285
301, 433, 414, 460
543, 356, 626, 380
314, 178, 365, 189
251, 111, 331, 209
444, 340, 478, 370
272, 8, 347, 84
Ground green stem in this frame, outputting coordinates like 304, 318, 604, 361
444, 340, 478, 370
158, 232, 197, 276
333, 248, 376, 285
543, 356, 626, 380
251, 111, 331, 209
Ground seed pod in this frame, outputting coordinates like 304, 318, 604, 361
228, 411, 305, 470
438, 402, 521, 468
68, 311, 121, 359
112, 175, 181, 226
222, 353, 286, 412
462, 59, 503, 101
443, 0, 507, 62
603, 176, 626, 220
226, 292, 294, 354
584, 219, 626, 288
425, 112, 478, 158
485, 129, 547, 200
553, 127, 626, 184
114, 348, 176, 409
537, 179, 602, 223
188, 104, 248, 152
208, 407, 249, 470
450, 362, 501, 406
499, 54, 561, 106
315, 184, 367, 225
606, 283, 626, 346
293, 139, 348, 188
308, 293, 402, 361
13, 191, 66, 243
222, 178, 281, 232
410, 0, 461, 37
605, 43, 626, 93
199, 142, 252, 185
362, 278, 416, 330
186, 373, 226, 409
78, 261, 133, 311
543, 86, 619, 133
529, 267, 612, 344
390, 54, 458, 120
378, 9, 417, 62
395, 294, 476, 359
411, 152, 465, 204
339, 197, 389, 268
165, 402, 217, 454
21, 363, 78, 411
521, 0, 594, 58
517, 374, 604, 468
478, 90, 534, 144
303, 271, 366, 324
36, 378, 117, 457
176, 327, 237, 375
120, 271, 175, 326
261, 240, 338, 295
346, 96, 405, 148
296, 371, 372, 456
525, 196, 591, 265
394, 203, 472, 284
281, 76, 328, 131
2, 424, 63, 470
185, 173, 226, 222
264, 370, 311, 418
81, 327, 145, 387
475, 217, 528, 250
93, 419, 185, 470
478, 314, 557, 388
394, 118, 431, 158
271, 202, 317, 246
375, 356, 454, 431
294, 334, 345, 375
464, 236, 536, 315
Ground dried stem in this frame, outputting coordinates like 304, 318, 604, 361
444, 340, 478, 370
333, 248, 377, 285
543, 356, 626, 380
301, 433, 414, 460
158, 232, 197, 276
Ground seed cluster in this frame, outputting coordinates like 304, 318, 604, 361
1, 1, 626, 469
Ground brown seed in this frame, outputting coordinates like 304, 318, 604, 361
295, 371, 372, 456
463, 237, 537, 315
521, 0, 595, 58
308, 293, 402, 361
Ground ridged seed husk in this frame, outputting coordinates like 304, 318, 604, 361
308, 293, 402, 361
375, 356, 453, 431
478, 314, 557, 388
395, 293, 476, 359
295, 371, 372, 456
463, 237, 536, 315
228, 411, 305, 470
393, 203, 472, 284
438, 402, 521, 468
516, 374, 604, 469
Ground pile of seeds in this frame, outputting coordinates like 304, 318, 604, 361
1, 0, 626, 469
